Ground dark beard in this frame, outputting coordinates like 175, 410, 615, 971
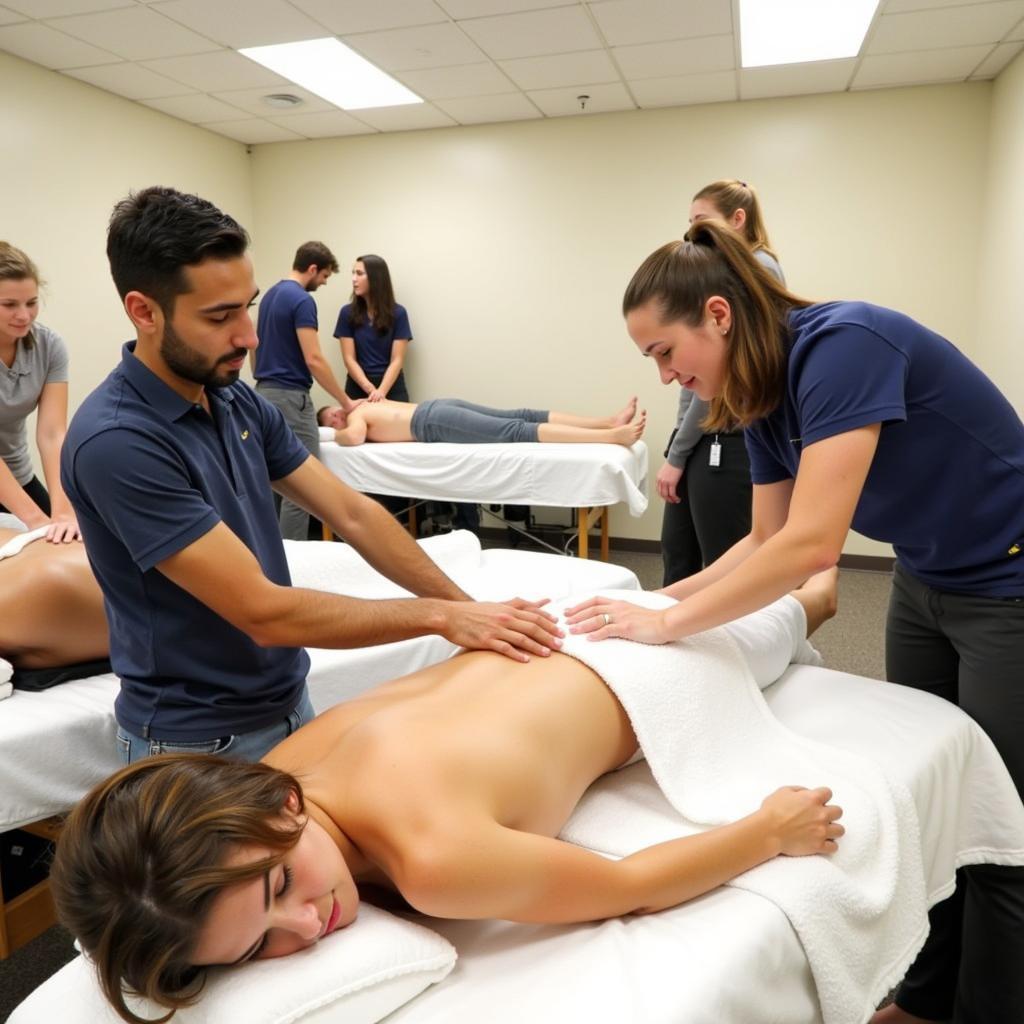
160, 321, 245, 389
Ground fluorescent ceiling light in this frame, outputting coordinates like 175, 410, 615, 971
240, 38, 421, 110
739, 0, 880, 68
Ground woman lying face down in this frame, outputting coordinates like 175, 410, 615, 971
50, 574, 843, 1024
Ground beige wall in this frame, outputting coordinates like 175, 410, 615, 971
977, 49, 1024, 414
251, 82, 992, 549
0, 52, 251, 414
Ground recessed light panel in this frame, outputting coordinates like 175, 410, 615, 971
740, 0, 880, 68
240, 38, 422, 110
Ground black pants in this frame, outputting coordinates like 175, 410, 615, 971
344, 371, 408, 403
0, 475, 50, 517
661, 433, 751, 587
887, 564, 1024, 1023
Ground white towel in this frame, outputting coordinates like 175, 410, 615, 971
554, 591, 927, 1024
0, 525, 48, 560
0, 656, 12, 701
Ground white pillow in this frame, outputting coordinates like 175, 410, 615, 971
9, 905, 456, 1024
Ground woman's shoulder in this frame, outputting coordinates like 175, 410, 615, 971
29, 322, 67, 350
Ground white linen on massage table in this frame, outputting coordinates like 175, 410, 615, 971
0, 534, 639, 831
386, 663, 1024, 1024
316, 438, 650, 516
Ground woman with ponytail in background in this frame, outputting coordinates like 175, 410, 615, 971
659, 179, 784, 585
568, 218, 1024, 1024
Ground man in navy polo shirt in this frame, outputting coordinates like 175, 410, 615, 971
253, 241, 355, 541
62, 187, 561, 765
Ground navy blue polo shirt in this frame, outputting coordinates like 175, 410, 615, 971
746, 302, 1024, 596
333, 303, 412, 375
253, 279, 319, 391
61, 342, 312, 740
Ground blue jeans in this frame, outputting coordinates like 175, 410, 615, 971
116, 687, 316, 765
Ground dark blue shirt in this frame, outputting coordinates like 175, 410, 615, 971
61, 342, 311, 740
254, 279, 319, 391
746, 302, 1024, 596
334, 303, 412, 375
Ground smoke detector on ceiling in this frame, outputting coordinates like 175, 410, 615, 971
262, 93, 304, 109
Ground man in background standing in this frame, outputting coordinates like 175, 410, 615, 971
254, 242, 354, 540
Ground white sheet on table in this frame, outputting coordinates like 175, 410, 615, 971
317, 440, 649, 516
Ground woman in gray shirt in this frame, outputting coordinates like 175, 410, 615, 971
0, 243, 79, 541
658, 181, 783, 585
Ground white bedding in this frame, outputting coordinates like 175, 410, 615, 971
0, 534, 639, 831
387, 663, 1024, 1024
317, 438, 650, 516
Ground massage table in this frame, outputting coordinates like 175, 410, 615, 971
315, 431, 649, 560
0, 532, 639, 958
12, 657, 1024, 1024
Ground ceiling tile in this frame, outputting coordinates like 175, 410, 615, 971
64, 60, 197, 98
629, 69, 737, 107
591, 0, 732, 47
0, 20, 120, 67
434, 91, 541, 123
499, 48, 619, 89
614, 34, 735, 80
439, 0, 575, 16
2, 0, 132, 15
970, 38, 1024, 74
142, 49, 287, 90
1007, 14, 1024, 38
210, 84, 335, 116
883, 0, 989, 12
527, 81, 635, 116
142, 92, 252, 123
458, 6, 601, 60
397, 61, 515, 99
347, 101, 458, 131
867, 1, 1024, 54
740, 58, 856, 99
0, 5, 25, 25
204, 117, 304, 143
852, 44, 993, 87
290, 0, 448, 35
343, 22, 485, 71
151, 0, 327, 49
267, 109, 378, 137
48, 6, 221, 60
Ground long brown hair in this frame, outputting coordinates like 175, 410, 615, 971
693, 179, 779, 260
350, 253, 396, 334
623, 219, 811, 430
49, 755, 305, 1024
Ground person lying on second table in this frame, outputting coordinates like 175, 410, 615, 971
317, 396, 645, 447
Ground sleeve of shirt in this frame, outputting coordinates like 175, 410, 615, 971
393, 305, 412, 340
249, 388, 312, 481
293, 293, 318, 331
744, 425, 792, 485
334, 304, 351, 339
794, 326, 908, 448
67, 428, 221, 572
666, 392, 705, 468
41, 326, 69, 384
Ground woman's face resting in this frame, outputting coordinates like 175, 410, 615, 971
190, 804, 359, 967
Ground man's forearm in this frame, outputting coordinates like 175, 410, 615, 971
306, 353, 348, 408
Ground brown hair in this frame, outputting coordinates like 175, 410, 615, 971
0, 242, 42, 348
350, 254, 396, 334
693, 179, 779, 261
293, 241, 339, 274
49, 755, 305, 1024
622, 219, 812, 430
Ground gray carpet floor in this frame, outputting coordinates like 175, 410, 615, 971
0, 547, 893, 1020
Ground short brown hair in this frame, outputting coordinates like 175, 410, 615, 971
293, 241, 339, 274
50, 755, 305, 1024
623, 220, 811, 430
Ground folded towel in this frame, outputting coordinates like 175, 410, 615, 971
0, 526, 48, 560
319, 425, 335, 443
555, 591, 926, 1024
0, 656, 12, 701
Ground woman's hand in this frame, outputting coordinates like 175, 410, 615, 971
367, 388, 385, 402
563, 596, 673, 645
45, 513, 81, 543
759, 786, 844, 857
656, 461, 684, 504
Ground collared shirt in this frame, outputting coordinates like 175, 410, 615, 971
0, 323, 68, 484
61, 341, 311, 740
253, 279, 318, 391
333, 303, 413, 375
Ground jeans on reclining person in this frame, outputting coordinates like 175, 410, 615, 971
409, 399, 549, 444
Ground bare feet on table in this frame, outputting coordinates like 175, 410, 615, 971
611, 395, 638, 426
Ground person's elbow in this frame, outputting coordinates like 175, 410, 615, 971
228, 582, 297, 648
784, 526, 843, 576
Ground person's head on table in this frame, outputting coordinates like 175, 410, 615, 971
317, 404, 348, 429
291, 241, 339, 293
107, 186, 256, 403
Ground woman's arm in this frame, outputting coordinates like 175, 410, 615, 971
338, 336, 375, 397
376, 339, 409, 399
566, 425, 880, 642
35, 381, 80, 541
0, 457, 48, 528
397, 786, 842, 924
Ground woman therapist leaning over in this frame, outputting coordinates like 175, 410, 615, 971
0, 242, 79, 541
567, 219, 1024, 1024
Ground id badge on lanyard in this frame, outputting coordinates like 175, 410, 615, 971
709, 434, 722, 469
